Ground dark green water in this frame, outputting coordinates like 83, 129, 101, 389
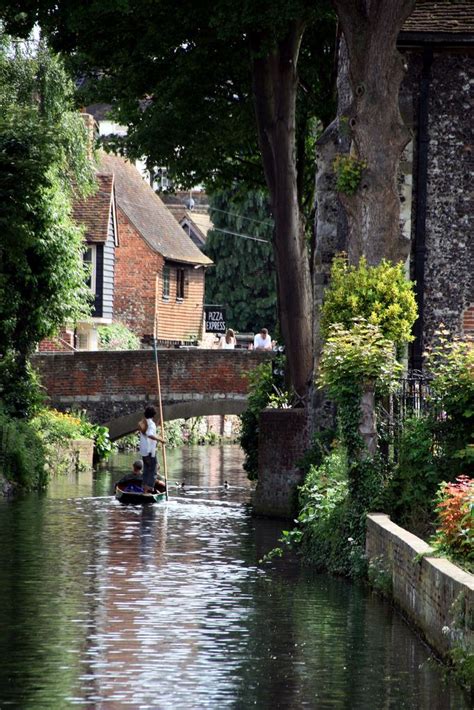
0, 445, 469, 709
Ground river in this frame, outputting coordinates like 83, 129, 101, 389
0, 445, 469, 709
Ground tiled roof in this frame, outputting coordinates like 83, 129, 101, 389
168, 206, 213, 245
402, 1, 474, 35
72, 174, 114, 243
98, 153, 212, 265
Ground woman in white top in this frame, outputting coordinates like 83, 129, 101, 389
219, 328, 236, 349
138, 405, 164, 492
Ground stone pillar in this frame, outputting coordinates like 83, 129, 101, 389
253, 408, 310, 519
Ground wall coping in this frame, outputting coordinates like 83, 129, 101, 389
367, 513, 474, 588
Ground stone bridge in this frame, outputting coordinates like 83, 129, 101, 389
32, 349, 273, 439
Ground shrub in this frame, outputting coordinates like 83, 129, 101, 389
431, 476, 474, 573
388, 415, 442, 536
321, 255, 417, 346
98, 322, 141, 350
426, 337, 474, 476
0, 410, 47, 489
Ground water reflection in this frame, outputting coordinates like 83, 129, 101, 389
0, 445, 469, 709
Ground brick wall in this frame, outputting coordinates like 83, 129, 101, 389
253, 408, 310, 519
38, 329, 75, 352
463, 304, 474, 337
32, 349, 273, 424
114, 208, 163, 340
366, 514, 474, 663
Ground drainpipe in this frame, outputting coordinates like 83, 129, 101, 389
411, 46, 433, 372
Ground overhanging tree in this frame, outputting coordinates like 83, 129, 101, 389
0, 0, 336, 399
0, 38, 95, 416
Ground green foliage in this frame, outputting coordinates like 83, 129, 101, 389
0, 409, 47, 489
204, 189, 277, 334
319, 319, 402, 401
388, 415, 442, 536
98, 322, 141, 351
0, 37, 95, 416
240, 362, 276, 480
31, 408, 113, 462
333, 153, 367, 195
2, 1, 336, 202
426, 336, 474, 474
367, 555, 392, 597
430, 476, 473, 573
321, 256, 418, 345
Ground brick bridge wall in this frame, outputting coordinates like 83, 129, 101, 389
32, 350, 273, 438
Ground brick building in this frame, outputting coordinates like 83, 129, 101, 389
98, 152, 212, 346
40, 148, 212, 351
315, 1, 474, 369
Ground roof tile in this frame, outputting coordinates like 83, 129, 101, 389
72, 174, 114, 243
98, 153, 212, 265
402, 1, 474, 35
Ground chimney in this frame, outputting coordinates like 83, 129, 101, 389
80, 112, 98, 159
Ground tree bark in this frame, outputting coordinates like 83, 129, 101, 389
250, 23, 314, 400
332, 0, 416, 266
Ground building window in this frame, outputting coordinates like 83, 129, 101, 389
176, 268, 185, 300
83, 245, 97, 294
162, 265, 170, 300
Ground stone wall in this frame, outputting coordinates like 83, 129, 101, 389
366, 513, 473, 664
46, 439, 94, 475
421, 52, 473, 348
253, 408, 310, 519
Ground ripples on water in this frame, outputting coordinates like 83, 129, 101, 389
0, 445, 469, 709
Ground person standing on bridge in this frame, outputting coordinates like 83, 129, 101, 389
138, 406, 164, 493
253, 328, 273, 351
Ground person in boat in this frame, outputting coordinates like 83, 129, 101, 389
138, 406, 165, 493
116, 460, 145, 489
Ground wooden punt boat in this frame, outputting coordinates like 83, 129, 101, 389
115, 479, 167, 505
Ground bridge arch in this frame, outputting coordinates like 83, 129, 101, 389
32, 349, 273, 439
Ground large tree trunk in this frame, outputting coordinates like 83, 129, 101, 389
251, 23, 313, 400
332, 0, 416, 265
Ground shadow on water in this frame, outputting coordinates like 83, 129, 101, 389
0, 444, 469, 709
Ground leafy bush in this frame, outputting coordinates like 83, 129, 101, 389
0, 410, 47, 489
32, 408, 114, 461
98, 322, 141, 350
321, 255, 417, 345
430, 476, 474, 573
388, 415, 442, 536
426, 336, 474, 475
319, 319, 402, 399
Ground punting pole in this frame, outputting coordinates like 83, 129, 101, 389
154, 275, 169, 500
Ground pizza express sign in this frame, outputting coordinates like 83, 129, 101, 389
204, 306, 226, 333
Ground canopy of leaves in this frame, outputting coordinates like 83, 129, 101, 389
320, 255, 418, 345
0, 1, 336, 202
204, 189, 277, 334
0, 36, 95, 414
